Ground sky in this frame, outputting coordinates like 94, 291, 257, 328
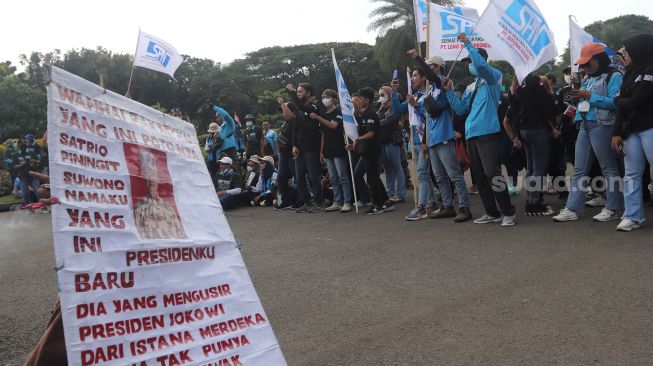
2, 0, 651, 69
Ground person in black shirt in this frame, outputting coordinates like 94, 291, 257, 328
350, 88, 392, 215
286, 82, 324, 213
310, 89, 353, 213
244, 114, 264, 159
504, 74, 558, 216
377, 85, 406, 203
275, 98, 298, 209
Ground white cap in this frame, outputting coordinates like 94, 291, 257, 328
218, 156, 233, 165
425, 55, 446, 68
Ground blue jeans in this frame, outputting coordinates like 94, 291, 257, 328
429, 141, 470, 208
622, 128, 653, 223
295, 150, 323, 206
354, 154, 371, 203
415, 146, 437, 207
20, 176, 40, 205
381, 143, 406, 198
325, 156, 352, 204
566, 121, 623, 213
520, 129, 551, 201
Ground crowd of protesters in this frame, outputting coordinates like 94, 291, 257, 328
202, 32, 653, 232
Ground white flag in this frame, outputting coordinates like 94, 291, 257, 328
133, 30, 184, 79
413, 0, 495, 61
569, 17, 616, 72
407, 67, 420, 127
474, 0, 558, 82
331, 49, 358, 141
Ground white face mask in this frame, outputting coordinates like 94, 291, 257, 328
322, 98, 333, 107
564, 75, 572, 84
246, 121, 253, 128
378, 95, 388, 104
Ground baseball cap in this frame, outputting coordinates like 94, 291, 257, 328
218, 156, 233, 165
248, 155, 260, 164
575, 42, 605, 65
207, 122, 219, 133
461, 48, 489, 63
425, 55, 445, 68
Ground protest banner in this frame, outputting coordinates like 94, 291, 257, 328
413, 0, 495, 61
46, 66, 287, 366
474, 0, 558, 82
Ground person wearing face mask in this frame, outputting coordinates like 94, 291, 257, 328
204, 122, 221, 181
286, 82, 324, 213
274, 98, 299, 210
350, 88, 393, 215
377, 85, 407, 203
443, 32, 516, 227
611, 34, 653, 231
215, 157, 243, 210
407, 49, 472, 222
553, 42, 624, 223
261, 120, 278, 158
309, 89, 353, 213
392, 68, 441, 221
243, 114, 264, 160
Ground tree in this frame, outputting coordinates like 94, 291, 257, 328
0, 75, 46, 141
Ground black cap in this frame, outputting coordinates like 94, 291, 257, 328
244, 114, 256, 121
461, 48, 489, 63
356, 87, 375, 102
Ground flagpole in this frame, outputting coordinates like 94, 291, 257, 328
424, 0, 431, 152
407, 67, 419, 209
444, 3, 490, 79
344, 133, 359, 214
125, 27, 141, 98
569, 15, 575, 72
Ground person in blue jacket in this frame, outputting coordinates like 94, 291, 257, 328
407, 49, 472, 222
209, 102, 240, 172
443, 32, 516, 227
553, 42, 624, 223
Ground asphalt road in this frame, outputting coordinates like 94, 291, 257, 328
2, 192, 652, 365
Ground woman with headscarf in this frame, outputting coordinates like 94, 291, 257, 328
377, 85, 406, 203
611, 34, 653, 231
553, 42, 624, 223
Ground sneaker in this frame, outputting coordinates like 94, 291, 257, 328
553, 208, 579, 222
525, 203, 555, 216
617, 219, 641, 232
469, 185, 478, 195
308, 204, 324, 213
259, 200, 268, 207
340, 203, 353, 213
405, 207, 428, 221
365, 205, 384, 215
290, 202, 303, 210
473, 214, 502, 224
40, 206, 51, 214
325, 203, 343, 212
501, 215, 516, 226
274, 203, 291, 211
429, 205, 456, 219
593, 208, 619, 222
272, 199, 278, 206
381, 201, 395, 212
585, 195, 606, 207
389, 197, 405, 203
508, 185, 518, 196
454, 207, 472, 223
295, 204, 311, 213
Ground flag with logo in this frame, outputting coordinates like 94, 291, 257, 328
474, 0, 558, 82
331, 49, 358, 141
413, 0, 495, 60
133, 30, 184, 79
569, 16, 616, 72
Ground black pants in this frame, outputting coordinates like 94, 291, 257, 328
468, 134, 515, 217
362, 145, 388, 206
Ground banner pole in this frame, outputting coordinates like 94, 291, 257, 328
125, 27, 141, 98
424, 0, 431, 150
344, 133, 359, 214
444, 3, 489, 79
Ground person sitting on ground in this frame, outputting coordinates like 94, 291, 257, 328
250, 155, 277, 207
215, 157, 243, 211
14, 133, 41, 207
